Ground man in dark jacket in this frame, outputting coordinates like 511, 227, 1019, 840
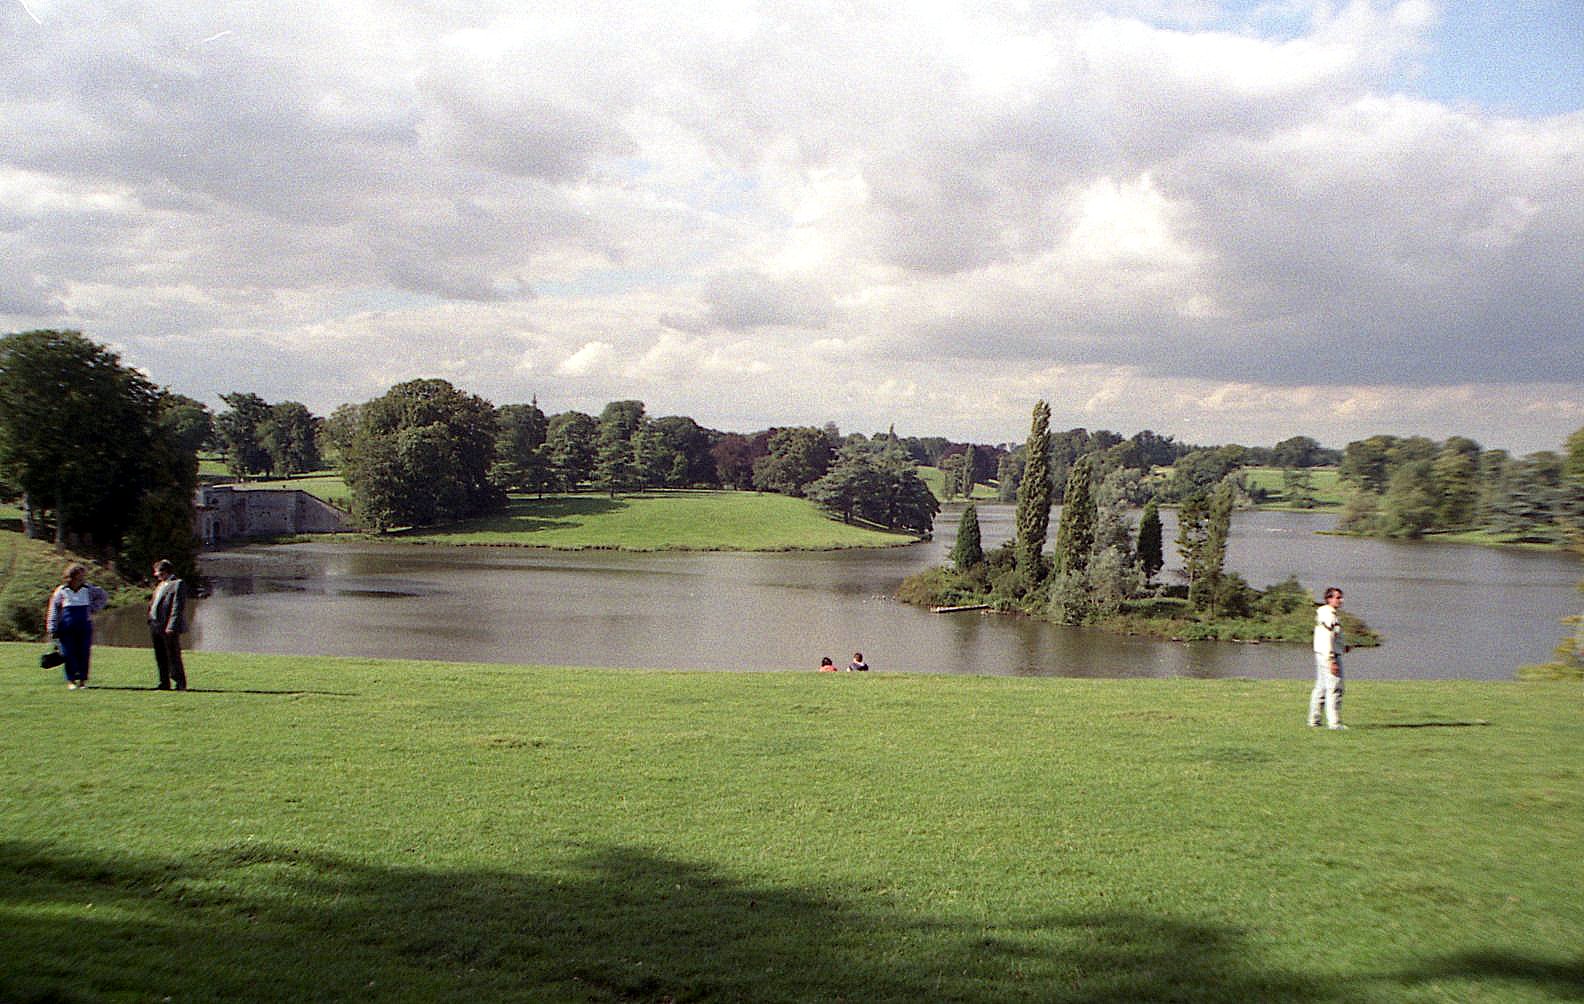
149, 559, 188, 690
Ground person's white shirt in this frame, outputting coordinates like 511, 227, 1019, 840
1313, 604, 1343, 656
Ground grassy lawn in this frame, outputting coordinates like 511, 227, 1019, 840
1244, 466, 1346, 509
391, 490, 917, 550
234, 472, 354, 508
0, 530, 138, 640
919, 465, 1001, 501
3, 645, 1580, 1002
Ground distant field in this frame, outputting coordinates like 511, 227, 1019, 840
393, 490, 917, 550
3, 646, 1580, 1003
1243, 465, 1345, 508
197, 455, 229, 478
918, 465, 1000, 501
236, 472, 354, 508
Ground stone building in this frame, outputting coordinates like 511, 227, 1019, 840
195, 485, 353, 545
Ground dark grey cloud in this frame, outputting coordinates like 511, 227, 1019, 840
702, 269, 833, 330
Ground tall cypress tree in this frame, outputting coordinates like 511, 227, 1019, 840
1054, 456, 1096, 575
1014, 401, 1053, 585
1197, 478, 1236, 615
950, 502, 984, 570
1136, 500, 1164, 584
1177, 492, 1210, 609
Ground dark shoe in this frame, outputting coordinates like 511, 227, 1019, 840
156, 684, 171, 690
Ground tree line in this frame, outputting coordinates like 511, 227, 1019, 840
5, 329, 1578, 587
1333, 432, 1583, 544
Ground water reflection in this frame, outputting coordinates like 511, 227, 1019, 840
97, 506, 1578, 680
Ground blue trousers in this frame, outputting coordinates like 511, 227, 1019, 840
56, 608, 93, 683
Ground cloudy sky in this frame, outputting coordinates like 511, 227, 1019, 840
3, 1, 1581, 453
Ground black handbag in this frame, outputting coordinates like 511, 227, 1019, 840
40, 645, 64, 669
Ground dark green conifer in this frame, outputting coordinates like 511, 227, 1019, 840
1014, 401, 1053, 585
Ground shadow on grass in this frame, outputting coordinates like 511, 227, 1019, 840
0, 841, 1349, 1003
80, 685, 358, 697
1361, 721, 1492, 729
398, 496, 628, 539
1382, 950, 1584, 999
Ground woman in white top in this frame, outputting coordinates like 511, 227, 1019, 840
46, 563, 110, 689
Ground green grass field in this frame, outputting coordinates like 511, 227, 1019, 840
392, 490, 916, 550
235, 472, 354, 508
0, 530, 138, 640
4, 645, 1580, 1002
1243, 466, 1346, 509
918, 465, 1000, 501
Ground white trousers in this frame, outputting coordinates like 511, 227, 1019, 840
1308, 654, 1344, 727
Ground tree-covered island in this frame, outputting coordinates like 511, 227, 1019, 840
899, 400, 1382, 647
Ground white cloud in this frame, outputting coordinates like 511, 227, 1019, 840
555, 340, 616, 378
0, 0, 1579, 454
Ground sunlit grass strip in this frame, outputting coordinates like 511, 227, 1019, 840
222, 472, 354, 508
1242, 465, 1346, 508
918, 465, 1001, 501
390, 490, 917, 550
2, 644, 1580, 1003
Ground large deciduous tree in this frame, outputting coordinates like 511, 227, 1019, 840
594, 400, 646, 496
259, 401, 322, 477
341, 379, 500, 531
546, 411, 597, 490
1431, 436, 1481, 528
806, 439, 938, 535
712, 432, 766, 490
752, 427, 833, 497
491, 402, 550, 494
1271, 435, 1324, 469
1379, 460, 1440, 538
215, 392, 274, 479
160, 394, 214, 457
0, 330, 197, 574
648, 415, 716, 487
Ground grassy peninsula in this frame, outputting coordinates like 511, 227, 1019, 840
388, 490, 917, 550
3, 645, 1580, 1003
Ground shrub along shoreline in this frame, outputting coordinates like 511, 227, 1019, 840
899, 563, 1381, 647
3, 645, 1580, 1003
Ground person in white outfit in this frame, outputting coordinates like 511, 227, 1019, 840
1309, 587, 1350, 730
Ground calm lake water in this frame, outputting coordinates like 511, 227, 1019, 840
100, 506, 1579, 680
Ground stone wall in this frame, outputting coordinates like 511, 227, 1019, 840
196, 486, 353, 545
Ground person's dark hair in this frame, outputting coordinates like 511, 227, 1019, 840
1322, 586, 1343, 601
820, 656, 833, 667
154, 559, 174, 576
852, 652, 863, 661
62, 562, 87, 584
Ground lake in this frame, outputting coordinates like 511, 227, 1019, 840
100, 506, 1579, 680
